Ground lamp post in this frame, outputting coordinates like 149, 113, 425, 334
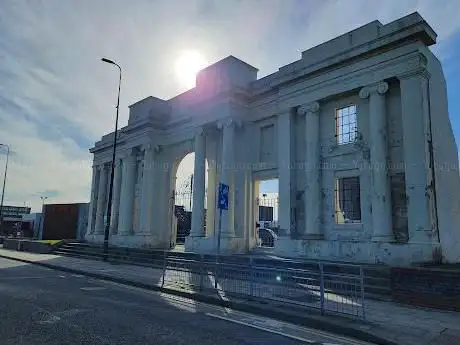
37, 196, 48, 239
0, 143, 10, 233
101, 57, 122, 261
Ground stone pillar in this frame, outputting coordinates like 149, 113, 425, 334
359, 81, 393, 241
206, 159, 217, 236
118, 151, 137, 235
277, 109, 295, 236
399, 72, 432, 243
219, 119, 236, 236
110, 158, 122, 234
191, 129, 206, 237
86, 165, 98, 235
139, 145, 155, 234
298, 102, 322, 238
94, 164, 108, 235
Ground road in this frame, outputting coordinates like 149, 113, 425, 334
0, 257, 373, 345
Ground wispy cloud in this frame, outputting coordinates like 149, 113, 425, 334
1, 0, 459, 211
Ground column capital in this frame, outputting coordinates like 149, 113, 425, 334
141, 143, 153, 152
298, 102, 320, 116
277, 107, 293, 116
113, 157, 122, 167
359, 81, 389, 99
120, 147, 138, 159
397, 53, 429, 80
217, 117, 242, 129
193, 126, 205, 137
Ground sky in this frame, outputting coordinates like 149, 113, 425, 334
0, 0, 459, 212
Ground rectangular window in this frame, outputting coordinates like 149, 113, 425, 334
335, 176, 361, 224
335, 105, 357, 145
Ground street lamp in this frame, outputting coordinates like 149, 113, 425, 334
0, 143, 10, 233
37, 196, 48, 239
101, 57, 122, 261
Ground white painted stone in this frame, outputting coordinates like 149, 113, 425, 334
190, 129, 206, 237
86, 165, 98, 236
298, 102, 322, 238
118, 152, 137, 235
94, 165, 108, 235
399, 73, 432, 243
359, 82, 393, 241
88, 13, 459, 265
139, 145, 155, 234
110, 159, 122, 234
219, 119, 236, 237
277, 109, 294, 236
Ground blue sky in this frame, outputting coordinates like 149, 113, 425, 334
0, 0, 459, 211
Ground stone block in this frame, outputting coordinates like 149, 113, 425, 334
391, 267, 460, 311
21, 241, 53, 254
3, 238, 23, 251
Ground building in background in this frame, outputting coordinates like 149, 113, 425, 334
21, 213, 43, 239
0, 205, 31, 236
41, 203, 88, 240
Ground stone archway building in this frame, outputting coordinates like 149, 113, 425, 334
86, 12, 460, 265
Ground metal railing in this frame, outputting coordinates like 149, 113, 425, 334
159, 255, 365, 319
55, 243, 366, 319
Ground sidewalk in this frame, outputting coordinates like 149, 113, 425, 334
0, 248, 459, 345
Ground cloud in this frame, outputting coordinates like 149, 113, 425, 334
1, 0, 459, 212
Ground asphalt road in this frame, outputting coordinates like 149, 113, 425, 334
0, 257, 372, 345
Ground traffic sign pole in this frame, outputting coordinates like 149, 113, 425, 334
217, 207, 223, 257
216, 182, 229, 258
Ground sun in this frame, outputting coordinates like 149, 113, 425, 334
174, 50, 207, 89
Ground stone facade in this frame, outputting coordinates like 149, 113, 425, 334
86, 12, 460, 266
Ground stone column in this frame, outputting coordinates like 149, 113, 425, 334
277, 109, 295, 236
118, 151, 137, 235
110, 158, 122, 234
191, 129, 206, 237
359, 81, 393, 241
94, 164, 108, 235
139, 144, 155, 234
206, 159, 217, 236
399, 72, 432, 243
298, 102, 322, 238
219, 119, 236, 236
86, 165, 98, 235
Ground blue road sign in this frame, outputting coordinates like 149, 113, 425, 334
218, 183, 229, 210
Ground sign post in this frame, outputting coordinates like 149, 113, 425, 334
216, 183, 229, 257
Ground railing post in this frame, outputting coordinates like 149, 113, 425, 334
360, 265, 366, 320
249, 257, 254, 297
199, 254, 204, 292
319, 262, 325, 316
214, 255, 218, 289
161, 250, 167, 288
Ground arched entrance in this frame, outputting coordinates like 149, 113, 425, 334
170, 152, 209, 248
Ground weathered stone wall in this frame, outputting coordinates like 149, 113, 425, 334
425, 49, 460, 263
391, 267, 460, 311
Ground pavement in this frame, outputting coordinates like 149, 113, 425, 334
0, 256, 373, 345
1, 248, 459, 345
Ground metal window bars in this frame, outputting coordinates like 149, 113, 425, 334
335, 105, 358, 145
